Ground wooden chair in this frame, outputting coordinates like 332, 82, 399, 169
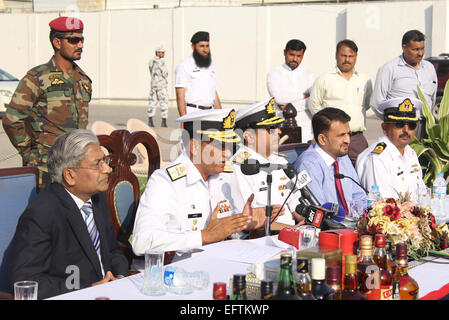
97, 130, 160, 266
0, 167, 39, 296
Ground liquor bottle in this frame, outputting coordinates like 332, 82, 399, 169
274, 252, 301, 300
373, 234, 393, 300
325, 265, 342, 299
395, 243, 419, 300
341, 254, 368, 300
231, 274, 247, 300
260, 280, 274, 300
213, 282, 227, 300
311, 258, 336, 300
385, 240, 399, 300
357, 235, 380, 300
295, 257, 314, 300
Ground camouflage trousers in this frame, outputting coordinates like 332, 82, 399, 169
147, 86, 168, 119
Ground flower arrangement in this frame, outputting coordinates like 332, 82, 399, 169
357, 197, 449, 261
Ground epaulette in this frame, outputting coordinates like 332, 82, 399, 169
232, 151, 250, 164
223, 161, 233, 173
371, 142, 387, 155
166, 163, 187, 181
273, 152, 288, 158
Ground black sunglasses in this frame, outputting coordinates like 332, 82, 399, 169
60, 36, 84, 45
391, 121, 417, 130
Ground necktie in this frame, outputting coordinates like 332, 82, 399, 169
333, 160, 349, 215
81, 202, 101, 257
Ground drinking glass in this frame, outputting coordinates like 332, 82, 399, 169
142, 250, 166, 296
349, 199, 366, 220
298, 225, 317, 250
14, 281, 38, 300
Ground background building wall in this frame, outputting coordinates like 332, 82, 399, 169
0, 0, 446, 103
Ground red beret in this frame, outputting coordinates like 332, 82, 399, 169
49, 16, 84, 32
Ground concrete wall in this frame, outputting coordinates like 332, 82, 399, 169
0, 0, 447, 104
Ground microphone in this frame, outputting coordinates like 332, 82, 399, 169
241, 159, 289, 175
295, 203, 346, 230
293, 170, 320, 206
334, 173, 369, 194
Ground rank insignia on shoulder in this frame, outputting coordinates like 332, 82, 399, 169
223, 161, 233, 173
273, 152, 288, 158
232, 151, 250, 164
372, 142, 386, 155
82, 83, 90, 92
166, 163, 187, 181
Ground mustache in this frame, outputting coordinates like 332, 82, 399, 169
399, 133, 411, 139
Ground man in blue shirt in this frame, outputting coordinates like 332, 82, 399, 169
294, 107, 366, 215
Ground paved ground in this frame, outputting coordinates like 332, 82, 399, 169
0, 100, 383, 169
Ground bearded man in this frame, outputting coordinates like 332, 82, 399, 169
175, 31, 222, 116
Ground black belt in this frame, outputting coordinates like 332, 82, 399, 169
350, 131, 363, 136
187, 103, 212, 110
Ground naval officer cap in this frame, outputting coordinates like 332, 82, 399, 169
176, 108, 241, 143
191, 31, 210, 44
49, 16, 84, 32
378, 97, 422, 122
155, 45, 165, 53
236, 97, 285, 130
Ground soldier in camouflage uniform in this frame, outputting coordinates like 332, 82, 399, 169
147, 46, 169, 127
2, 16, 91, 188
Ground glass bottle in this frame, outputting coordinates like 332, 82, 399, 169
295, 257, 314, 300
325, 265, 342, 300
395, 243, 419, 300
311, 258, 336, 300
385, 240, 399, 300
231, 274, 247, 300
274, 252, 301, 300
260, 280, 274, 300
373, 234, 393, 300
357, 235, 380, 300
341, 254, 368, 300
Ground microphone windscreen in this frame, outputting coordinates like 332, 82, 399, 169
241, 159, 260, 175
283, 163, 297, 180
322, 202, 346, 223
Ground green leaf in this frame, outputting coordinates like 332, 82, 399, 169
439, 79, 449, 118
439, 114, 449, 144
418, 86, 435, 129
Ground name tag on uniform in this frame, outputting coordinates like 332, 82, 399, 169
259, 187, 268, 192
188, 213, 202, 219
397, 171, 404, 176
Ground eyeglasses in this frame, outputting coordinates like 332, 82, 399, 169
73, 155, 111, 171
60, 36, 84, 45
391, 121, 417, 130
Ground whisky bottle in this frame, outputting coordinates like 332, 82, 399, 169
260, 280, 274, 300
311, 258, 336, 300
373, 234, 393, 300
275, 252, 301, 300
231, 274, 247, 300
357, 235, 381, 300
341, 254, 368, 300
395, 243, 419, 300
295, 257, 314, 300
325, 265, 342, 300
385, 240, 399, 300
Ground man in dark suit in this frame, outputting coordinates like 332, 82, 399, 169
8, 129, 128, 299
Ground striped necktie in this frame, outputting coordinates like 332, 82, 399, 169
81, 201, 101, 257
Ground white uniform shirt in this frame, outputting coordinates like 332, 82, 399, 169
356, 135, 426, 200
175, 54, 217, 111
267, 64, 316, 142
229, 145, 298, 226
309, 67, 373, 133
132, 152, 210, 254
370, 55, 437, 118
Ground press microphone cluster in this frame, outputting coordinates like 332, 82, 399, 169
295, 203, 347, 230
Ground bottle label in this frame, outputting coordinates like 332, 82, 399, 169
365, 289, 381, 300
163, 266, 176, 286
380, 286, 393, 300
433, 186, 446, 195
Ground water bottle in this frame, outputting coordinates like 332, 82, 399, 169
366, 185, 380, 208
163, 266, 209, 294
433, 173, 447, 218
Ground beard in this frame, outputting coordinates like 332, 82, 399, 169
193, 49, 212, 68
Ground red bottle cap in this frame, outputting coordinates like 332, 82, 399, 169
213, 282, 227, 300
396, 242, 407, 259
375, 234, 386, 248
325, 265, 341, 284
